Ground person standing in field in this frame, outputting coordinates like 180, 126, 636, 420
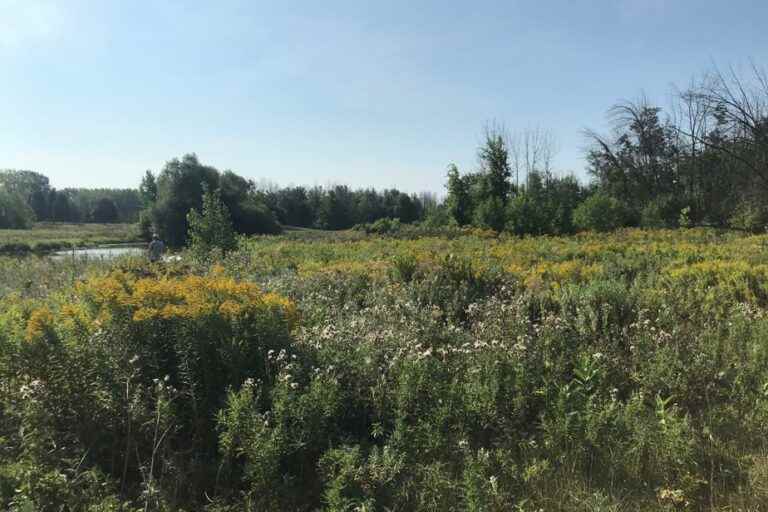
148, 233, 165, 263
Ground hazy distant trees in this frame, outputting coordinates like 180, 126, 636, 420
0, 188, 34, 228
91, 198, 120, 223
0, 170, 51, 221
0, 169, 142, 224
256, 184, 429, 231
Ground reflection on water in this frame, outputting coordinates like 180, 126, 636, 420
52, 245, 144, 260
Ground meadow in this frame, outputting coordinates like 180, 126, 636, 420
2, 227, 768, 510
0, 222, 141, 254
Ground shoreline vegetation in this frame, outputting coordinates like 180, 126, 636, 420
0, 222, 141, 255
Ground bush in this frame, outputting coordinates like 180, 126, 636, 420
573, 193, 626, 232
641, 195, 685, 229
729, 199, 768, 233
473, 197, 506, 232
1, 269, 297, 509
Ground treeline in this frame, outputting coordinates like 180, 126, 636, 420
443, 64, 768, 234
0, 170, 142, 227
259, 185, 434, 230
139, 154, 435, 246
7, 63, 768, 238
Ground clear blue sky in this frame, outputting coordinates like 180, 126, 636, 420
2, 0, 767, 194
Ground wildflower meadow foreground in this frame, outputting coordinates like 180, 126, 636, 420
3, 228, 768, 510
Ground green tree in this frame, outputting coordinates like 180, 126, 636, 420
91, 197, 119, 223
473, 196, 506, 231
446, 164, 472, 226
0, 189, 34, 228
49, 190, 77, 222
139, 170, 158, 206
478, 128, 511, 204
187, 186, 237, 257
586, 100, 680, 221
150, 154, 221, 247
0, 169, 51, 220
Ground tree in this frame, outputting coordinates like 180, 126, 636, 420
49, 190, 77, 222
478, 126, 511, 204
585, 98, 680, 222
150, 154, 221, 247
91, 197, 119, 223
445, 164, 472, 226
139, 170, 158, 206
473, 196, 506, 231
508, 126, 558, 190
187, 186, 236, 257
0, 189, 34, 228
394, 193, 420, 224
0, 169, 51, 220
317, 186, 353, 230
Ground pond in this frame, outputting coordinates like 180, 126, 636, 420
51, 244, 145, 260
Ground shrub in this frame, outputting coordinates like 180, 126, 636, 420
573, 193, 626, 232
729, 199, 768, 233
187, 187, 237, 258
1, 269, 298, 509
473, 197, 506, 232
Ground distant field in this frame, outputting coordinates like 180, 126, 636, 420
0, 222, 140, 253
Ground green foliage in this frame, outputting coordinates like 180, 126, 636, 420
506, 192, 550, 235
729, 199, 768, 233
0, 169, 51, 220
446, 164, 473, 226
473, 196, 506, 231
0, 170, 143, 223
478, 130, 511, 204
91, 197, 119, 223
150, 154, 279, 247
4, 228, 768, 509
187, 187, 237, 257
640, 195, 685, 229
355, 217, 402, 235
0, 189, 34, 229
573, 193, 625, 232
139, 170, 158, 206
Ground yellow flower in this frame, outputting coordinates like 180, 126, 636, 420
26, 307, 55, 342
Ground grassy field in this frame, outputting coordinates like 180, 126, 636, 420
2, 228, 768, 510
0, 222, 141, 254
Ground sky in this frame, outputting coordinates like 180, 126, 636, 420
2, 0, 767, 194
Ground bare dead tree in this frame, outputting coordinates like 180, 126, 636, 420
508, 126, 559, 188
676, 63, 768, 189
670, 77, 713, 205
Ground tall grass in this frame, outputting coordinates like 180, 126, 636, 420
2, 228, 768, 510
